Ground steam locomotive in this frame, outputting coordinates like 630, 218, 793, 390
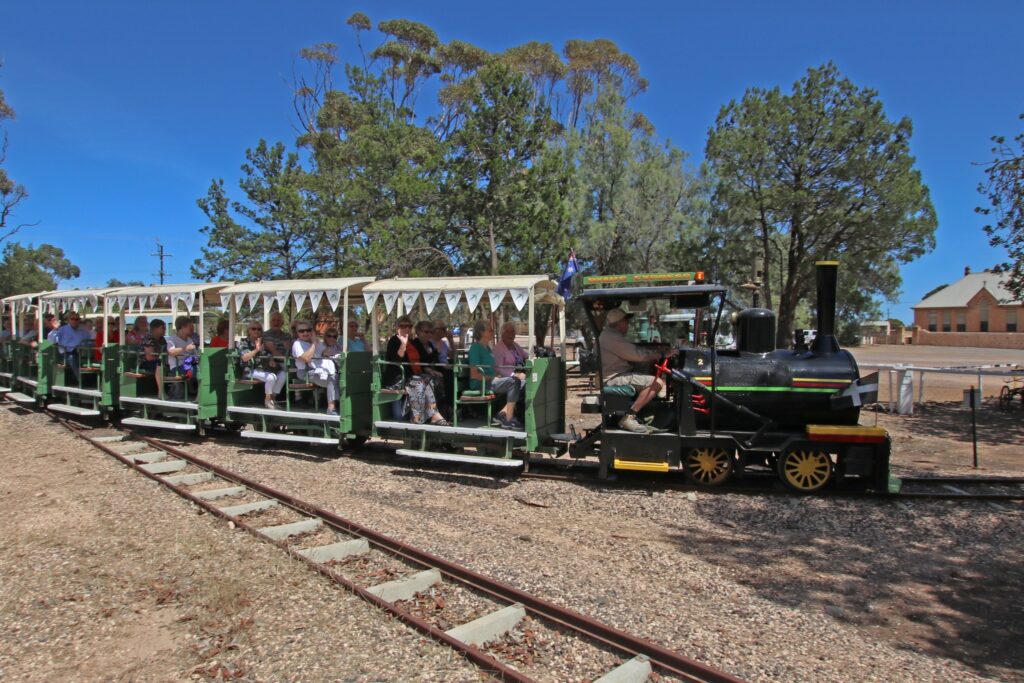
573, 262, 889, 493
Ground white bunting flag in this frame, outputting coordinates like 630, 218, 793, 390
362, 291, 379, 311
128, 296, 139, 313
275, 291, 289, 312
183, 292, 196, 312
247, 292, 261, 312
422, 291, 440, 315
381, 291, 399, 314
443, 290, 461, 313
293, 291, 308, 312
401, 291, 419, 313
510, 288, 530, 311
87, 295, 98, 310
464, 288, 484, 313
148, 294, 158, 309
325, 289, 342, 311
220, 294, 231, 311
116, 295, 127, 311
233, 294, 244, 315
309, 290, 324, 313
169, 294, 180, 312
487, 289, 506, 312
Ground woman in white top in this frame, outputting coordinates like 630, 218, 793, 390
291, 322, 339, 416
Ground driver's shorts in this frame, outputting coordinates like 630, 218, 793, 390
605, 373, 657, 391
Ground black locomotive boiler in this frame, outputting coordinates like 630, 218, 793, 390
574, 263, 889, 493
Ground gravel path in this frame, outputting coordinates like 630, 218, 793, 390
0, 405, 480, 682
180, 436, 1021, 683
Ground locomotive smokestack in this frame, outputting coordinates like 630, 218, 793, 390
812, 260, 840, 354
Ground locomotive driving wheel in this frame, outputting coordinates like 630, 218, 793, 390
778, 448, 833, 493
684, 447, 733, 486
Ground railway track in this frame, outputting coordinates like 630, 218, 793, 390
51, 410, 744, 683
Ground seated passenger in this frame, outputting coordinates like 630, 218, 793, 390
50, 312, 93, 380
19, 313, 58, 348
468, 320, 522, 430
406, 321, 447, 426
346, 319, 366, 352
322, 328, 343, 358
0, 319, 11, 342
291, 321, 339, 416
166, 316, 200, 400
599, 308, 677, 433
92, 318, 119, 362
262, 312, 292, 359
139, 319, 168, 375
126, 316, 148, 347
381, 316, 413, 419
209, 319, 230, 348
237, 321, 285, 410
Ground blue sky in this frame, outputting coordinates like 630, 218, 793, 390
2, 0, 1022, 323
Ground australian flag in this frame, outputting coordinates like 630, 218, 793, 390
557, 249, 578, 299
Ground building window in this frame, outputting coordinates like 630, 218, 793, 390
1009, 308, 1018, 333
956, 311, 966, 332
942, 311, 951, 332
980, 300, 989, 332
927, 312, 937, 332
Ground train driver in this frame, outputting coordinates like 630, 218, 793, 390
599, 308, 677, 433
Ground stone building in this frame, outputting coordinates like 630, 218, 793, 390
911, 267, 1023, 349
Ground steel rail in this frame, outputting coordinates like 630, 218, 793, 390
134, 434, 744, 683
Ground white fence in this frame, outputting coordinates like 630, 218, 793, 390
867, 364, 1023, 414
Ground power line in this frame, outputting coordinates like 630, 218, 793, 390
151, 240, 173, 285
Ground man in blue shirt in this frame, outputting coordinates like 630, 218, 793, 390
50, 312, 94, 380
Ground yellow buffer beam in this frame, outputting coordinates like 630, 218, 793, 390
613, 459, 670, 473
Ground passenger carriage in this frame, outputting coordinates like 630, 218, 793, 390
364, 275, 567, 469
2, 291, 51, 406
219, 277, 376, 446
39, 288, 122, 418
106, 282, 231, 433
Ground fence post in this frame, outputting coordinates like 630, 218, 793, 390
970, 385, 978, 469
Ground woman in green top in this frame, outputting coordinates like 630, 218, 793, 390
467, 320, 522, 429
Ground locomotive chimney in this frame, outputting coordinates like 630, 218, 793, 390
811, 260, 840, 354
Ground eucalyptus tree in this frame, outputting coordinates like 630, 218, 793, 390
978, 113, 1024, 300
705, 63, 937, 346
0, 72, 30, 244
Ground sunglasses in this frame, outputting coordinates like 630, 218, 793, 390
249, 327, 262, 331
325, 334, 338, 339
297, 328, 312, 333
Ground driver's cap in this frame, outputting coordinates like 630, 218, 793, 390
606, 308, 633, 325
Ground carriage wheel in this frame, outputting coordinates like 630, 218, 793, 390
999, 385, 1012, 411
778, 448, 833, 493
684, 447, 733, 486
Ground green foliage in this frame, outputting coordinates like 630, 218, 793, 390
977, 113, 1024, 301
0, 242, 80, 298
705, 62, 938, 345
1, 71, 30, 244
106, 278, 145, 287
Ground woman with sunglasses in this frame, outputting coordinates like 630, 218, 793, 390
237, 322, 286, 410
405, 320, 448, 426
291, 322, 339, 416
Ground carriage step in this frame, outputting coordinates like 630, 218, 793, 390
445, 603, 526, 647
375, 420, 526, 440
17, 377, 37, 388
7, 392, 35, 404
229, 405, 340, 422
395, 449, 524, 468
594, 655, 653, 683
120, 396, 198, 410
367, 568, 442, 603
121, 417, 197, 431
48, 403, 101, 417
296, 538, 369, 562
139, 459, 187, 475
0, 387, 9, 394
258, 518, 321, 540
239, 430, 338, 445
53, 385, 102, 398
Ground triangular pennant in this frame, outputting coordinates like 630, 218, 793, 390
169, 294, 180, 312
116, 295, 127, 311
510, 288, 530, 311
487, 289, 507, 311
443, 291, 461, 312
422, 291, 440, 315
147, 294, 157, 309
362, 291, 379, 311
275, 291, 289, 312
293, 291, 308, 312
401, 291, 419, 313
87, 295, 98, 310
464, 288, 484, 312
309, 290, 324, 312
130, 296, 140, 313
381, 291, 399, 314
325, 289, 342, 311
183, 292, 196, 312
247, 292, 261, 311
220, 294, 231, 311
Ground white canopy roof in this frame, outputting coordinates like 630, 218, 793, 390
219, 277, 376, 314
40, 287, 120, 313
2, 290, 51, 314
103, 282, 232, 315
363, 275, 562, 315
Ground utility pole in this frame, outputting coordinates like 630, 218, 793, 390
152, 240, 172, 285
